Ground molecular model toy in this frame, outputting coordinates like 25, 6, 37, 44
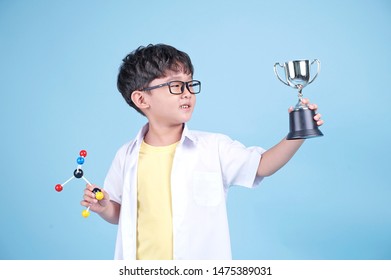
54, 150, 104, 218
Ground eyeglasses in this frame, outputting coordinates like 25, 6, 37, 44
140, 80, 201, 95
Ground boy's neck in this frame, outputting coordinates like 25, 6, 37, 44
144, 123, 184, 146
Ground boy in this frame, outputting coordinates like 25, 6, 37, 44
81, 44, 324, 260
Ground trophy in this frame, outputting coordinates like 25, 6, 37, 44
274, 59, 324, 140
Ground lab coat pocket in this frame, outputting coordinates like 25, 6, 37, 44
192, 172, 222, 207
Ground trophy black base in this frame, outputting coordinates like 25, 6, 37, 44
287, 108, 323, 140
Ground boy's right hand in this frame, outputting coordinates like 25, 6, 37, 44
80, 184, 110, 214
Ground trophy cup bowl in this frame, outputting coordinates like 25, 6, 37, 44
274, 59, 324, 140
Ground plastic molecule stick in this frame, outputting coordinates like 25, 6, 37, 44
54, 150, 104, 218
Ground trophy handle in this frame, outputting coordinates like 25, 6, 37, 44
273, 63, 289, 86
308, 59, 321, 85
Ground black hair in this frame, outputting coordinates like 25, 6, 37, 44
117, 44, 194, 115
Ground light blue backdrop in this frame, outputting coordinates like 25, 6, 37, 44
1, 0, 390, 260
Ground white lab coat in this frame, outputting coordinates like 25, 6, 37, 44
104, 123, 265, 259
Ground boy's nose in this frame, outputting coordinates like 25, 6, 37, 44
181, 87, 192, 98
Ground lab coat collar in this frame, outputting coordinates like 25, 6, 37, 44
131, 123, 197, 149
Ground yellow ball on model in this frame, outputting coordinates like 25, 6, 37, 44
95, 191, 104, 201
81, 209, 90, 218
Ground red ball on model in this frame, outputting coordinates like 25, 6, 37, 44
55, 184, 63, 192
79, 150, 87, 157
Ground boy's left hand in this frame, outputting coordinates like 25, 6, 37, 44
288, 98, 324, 126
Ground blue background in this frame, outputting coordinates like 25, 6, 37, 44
1, 0, 390, 260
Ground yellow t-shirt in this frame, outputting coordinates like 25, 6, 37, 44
136, 140, 178, 260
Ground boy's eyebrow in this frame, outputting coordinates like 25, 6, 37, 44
163, 74, 192, 82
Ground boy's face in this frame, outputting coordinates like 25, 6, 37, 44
143, 72, 196, 126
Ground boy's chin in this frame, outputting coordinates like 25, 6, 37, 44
181, 115, 193, 123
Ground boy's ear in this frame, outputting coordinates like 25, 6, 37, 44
130, 90, 150, 110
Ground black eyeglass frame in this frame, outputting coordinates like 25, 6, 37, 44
140, 80, 201, 95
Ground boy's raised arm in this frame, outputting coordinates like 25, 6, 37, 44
257, 138, 304, 177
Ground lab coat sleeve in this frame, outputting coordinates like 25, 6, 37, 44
103, 144, 129, 204
217, 134, 265, 189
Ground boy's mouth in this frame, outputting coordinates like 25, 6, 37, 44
180, 105, 190, 109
